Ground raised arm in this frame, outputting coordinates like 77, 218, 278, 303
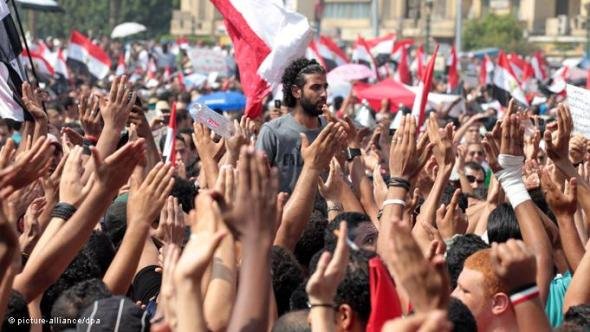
13, 140, 145, 302
275, 123, 345, 251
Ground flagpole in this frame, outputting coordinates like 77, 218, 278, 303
9, 0, 39, 84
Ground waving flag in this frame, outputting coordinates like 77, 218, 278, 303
55, 49, 69, 79
115, 54, 125, 76
392, 39, 414, 62
447, 46, 459, 93
307, 35, 348, 71
365, 33, 396, 56
21, 48, 54, 77
493, 51, 528, 106
412, 45, 425, 81
508, 53, 533, 86
162, 102, 177, 167
67, 31, 111, 79
396, 45, 411, 85
530, 51, 548, 81
412, 45, 438, 128
353, 36, 380, 80
479, 54, 493, 86
210, 0, 313, 118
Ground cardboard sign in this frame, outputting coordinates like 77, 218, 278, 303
189, 48, 228, 75
566, 84, 590, 138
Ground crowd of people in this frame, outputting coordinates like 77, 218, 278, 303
1, 32, 590, 332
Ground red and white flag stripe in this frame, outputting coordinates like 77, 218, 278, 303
493, 51, 528, 105
353, 36, 380, 80
115, 54, 126, 76
210, 0, 313, 118
67, 31, 111, 79
479, 54, 493, 86
530, 51, 548, 81
21, 48, 54, 77
412, 45, 439, 128
162, 102, 177, 167
447, 46, 459, 93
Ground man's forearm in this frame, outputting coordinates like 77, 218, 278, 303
83, 125, 121, 180
275, 165, 320, 251
227, 238, 272, 332
514, 299, 552, 332
176, 281, 207, 332
557, 215, 585, 272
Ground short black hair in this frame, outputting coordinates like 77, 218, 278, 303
83, 230, 116, 277
334, 250, 373, 325
487, 203, 522, 243
447, 234, 489, 289
564, 304, 590, 329
271, 246, 305, 317
465, 161, 485, 176
2, 291, 30, 332
324, 212, 372, 251
40, 250, 102, 320
440, 184, 467, 213
288, 282, 309, 311
294, 210, 327, 270
170, 175, 198, 213
271, 310, 311, 332
448, 297, 477, 332
281, 58, 325, 108
50, 279, 111, 331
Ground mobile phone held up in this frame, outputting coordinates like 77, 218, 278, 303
191, 103, 235, 139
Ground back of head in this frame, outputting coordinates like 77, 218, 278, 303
324, 212, 372, 251
487, 203, 522, 243
463, 249, 509, 297
281, 58, 325, 108
2, 290, 30, 332
271, 310, 311, 332
77, 296, 150, 332
294, 210, 327, 269
51, 279, 111, 332
83, 230, 116, 277
448, 297, 478, 332
447, 234, 489, 289
271, 246, 305, 317
334, 250, 372, 326
563, 304, 590, 331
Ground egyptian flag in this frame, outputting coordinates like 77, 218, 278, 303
411, 45, 438, 128
547, 66, 569, 95
164, 65, 172, 82
391, 39, 414, 62
531, 51, 548, 81
508, 53, 533, 87
353, 36, 380, 80
366, 257, 403, 332
479, 54, 494, 86
55, 49, 69, 79
493, 51, 528, 106
176, 71, 185, 91
365, 33, 396, 56
307, 35, 348, 71
447, 46, 459, 93
67, 31, 112, 79
396, 45, 411, 85
210, 0, 313, 118
412, 45, 425, 81
20, 48, 54, 77
115, 54, 125, 76
162, 102, 177, 167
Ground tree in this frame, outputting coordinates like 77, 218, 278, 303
23, 0, 180, 39
462, 13, 537, 54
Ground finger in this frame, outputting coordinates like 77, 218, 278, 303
313, 251, 331, 278
330, 222, 350, 271
449, 189, 461, 209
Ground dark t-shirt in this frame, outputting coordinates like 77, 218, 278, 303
255, 113, 326, 193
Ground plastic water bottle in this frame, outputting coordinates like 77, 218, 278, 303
191, 103, 235, 139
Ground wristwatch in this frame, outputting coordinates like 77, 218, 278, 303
346, 148, 361, 161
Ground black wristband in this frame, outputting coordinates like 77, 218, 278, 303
387, 177, 411, 191
346, 148, 361, 161
82, 139, 94, 155
308, 302, 337, 309
508, 282, 537, 296
51, 202, 77, 221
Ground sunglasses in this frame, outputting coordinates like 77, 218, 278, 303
466, 175, 484, 184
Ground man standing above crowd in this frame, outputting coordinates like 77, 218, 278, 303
256, 58, 330, 193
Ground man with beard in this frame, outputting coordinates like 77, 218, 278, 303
256, 58, 329, 193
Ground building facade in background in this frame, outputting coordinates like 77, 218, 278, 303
170, 0, 590, 56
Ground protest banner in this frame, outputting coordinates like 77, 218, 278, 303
189, 48, 228, 75
566, 84, 590, 138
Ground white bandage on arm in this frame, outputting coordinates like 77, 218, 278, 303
496, 154, 531, 208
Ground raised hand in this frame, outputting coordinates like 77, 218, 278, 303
318, 158, 345, 202
153, 196, 185, 247
192, 122, 226, 161
306, 222, 350, 304
389, 114, 433, 180
540, 168, 577, 217
214, 165, 237, 204
524, 129, 541, 162
500, 113, 525, 157
435, 189, 467, 240
0, 136, 52, 199
426, 113, 454, 170
128, 162, 175, 229
21, 82, 47, 123
41, 153, 67, 202
59, 146, 95, 207
19, 197, 45, 254
102, 75, 135, 131
221, 147, 279, 242
544, 104, 573, 162
384, 219, 450, 312
77, 93, 103, 138
300, 122, 346, 171
225, 117, 252, 163
490, 239, 536, 292
91, 138, 146, 192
